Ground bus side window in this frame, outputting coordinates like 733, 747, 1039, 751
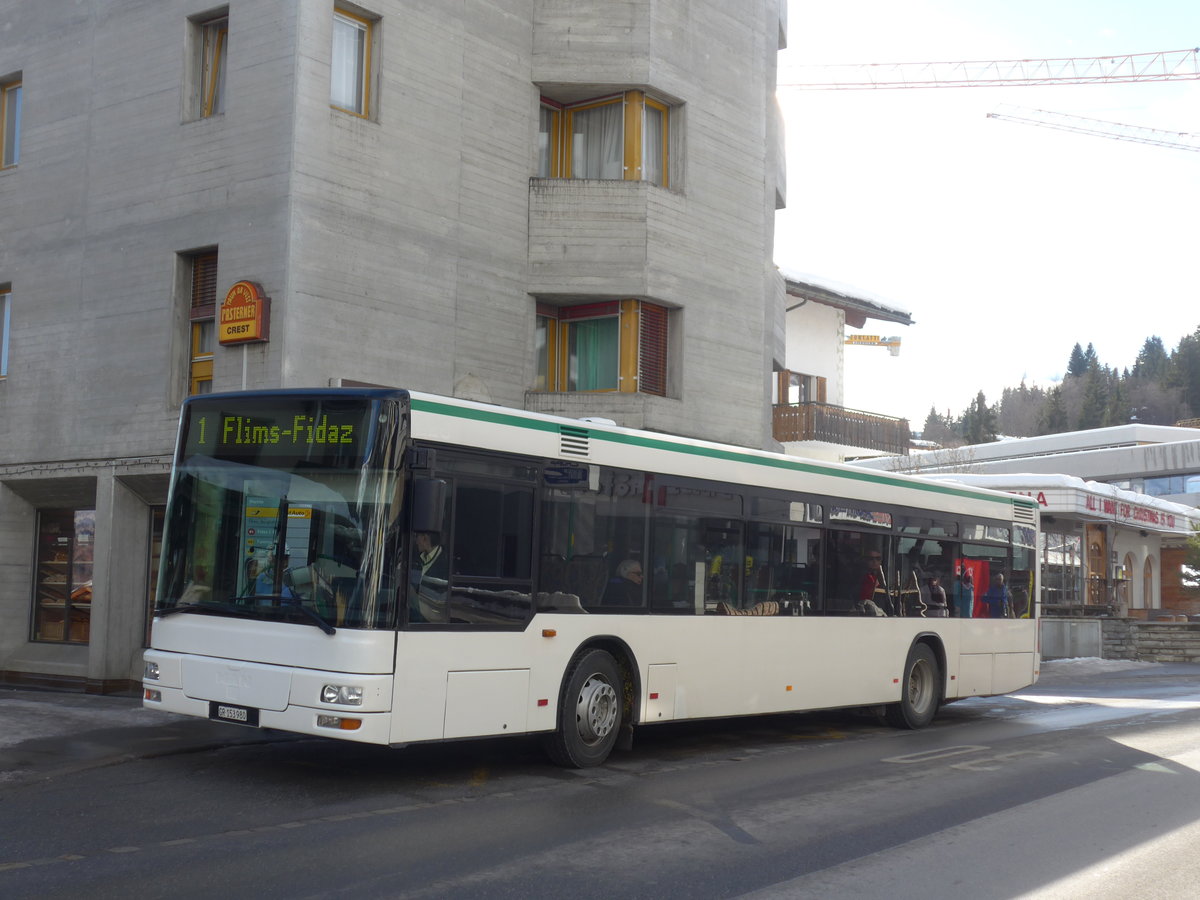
444, 481, 534, 624
539, 466, 648, 612
650, 515, 743, 613
745, 522, 820, 615
822, 531, 892, 616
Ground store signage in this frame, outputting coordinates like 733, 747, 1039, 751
1006, 487, 1188, 534
218, 281, 270, 345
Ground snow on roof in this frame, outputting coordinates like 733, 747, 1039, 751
779, 267, 913, 326
927, 472, 1200, 529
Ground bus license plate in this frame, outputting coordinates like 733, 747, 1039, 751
209, 702, 259, 727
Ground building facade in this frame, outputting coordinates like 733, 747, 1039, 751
774, 272, 913, 461
0, 0, 788, 690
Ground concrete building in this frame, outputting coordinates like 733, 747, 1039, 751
0, 0, 788, 691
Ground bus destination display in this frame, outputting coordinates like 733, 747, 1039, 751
182, 400, 372, 465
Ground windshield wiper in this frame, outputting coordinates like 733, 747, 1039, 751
275, 599, 337, 635
157, 595, 336, 635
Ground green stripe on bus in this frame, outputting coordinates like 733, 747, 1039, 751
410, 397, 1033, 513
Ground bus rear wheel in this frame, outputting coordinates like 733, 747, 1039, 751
885, 642, 940, 729
544, 648, 622, 768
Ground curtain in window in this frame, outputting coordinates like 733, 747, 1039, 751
202, 23, 228, 116
572, 103, 623, 179
2, 84, 19, 167
568, 318, 619, 390
538, 107, 553, 177
331, 15, 366, 112
534, 315, 551, 390
643, 104, 664, 186
0, 290, 9, 377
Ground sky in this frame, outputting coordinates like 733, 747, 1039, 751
774, 0, 1200, 428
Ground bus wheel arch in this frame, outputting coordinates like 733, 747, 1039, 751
885, 637, 943, 730
543, 639, 638, 768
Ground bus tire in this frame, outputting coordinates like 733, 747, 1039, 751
544, 648, 622, 768
885, 642, 940, 729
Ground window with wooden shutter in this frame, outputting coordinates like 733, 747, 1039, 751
188, 251, 218, 395
535, 299, 670, 397
638, 302, 668, 396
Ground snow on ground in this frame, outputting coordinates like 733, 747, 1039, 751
1038, 657, 1161, 681
1042, 658, 1160, 675
0, 693, 167, 749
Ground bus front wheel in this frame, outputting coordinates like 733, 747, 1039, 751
544, 648, 622, 768
885, 642, 940, 729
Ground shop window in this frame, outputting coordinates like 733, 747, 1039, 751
539, 90, 672, 186
331, 7, 376, 117
1, 76, 20, 168
535, 300, 670, 396
186, 250, 217, 395
33, 509, 95, 644
0, 284, 9, 377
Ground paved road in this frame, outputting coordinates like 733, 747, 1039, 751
2, 659, 1200, 899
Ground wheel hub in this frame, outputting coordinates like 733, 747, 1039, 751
575, 674, 618, 744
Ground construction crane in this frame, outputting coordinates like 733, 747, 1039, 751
987, 104, 1200, 152
845, 334, 902, 356
779, 47, 1200, 89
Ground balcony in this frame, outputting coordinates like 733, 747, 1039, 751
773, 403, 910, 456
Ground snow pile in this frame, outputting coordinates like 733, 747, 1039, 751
1040, 657, 1159, 679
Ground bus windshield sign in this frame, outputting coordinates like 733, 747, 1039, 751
181, 397, 374, 468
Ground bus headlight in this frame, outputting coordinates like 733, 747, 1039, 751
321, 684, 364, 706
144, 661, 160, 681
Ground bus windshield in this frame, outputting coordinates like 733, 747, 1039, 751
155, 394, 404, 631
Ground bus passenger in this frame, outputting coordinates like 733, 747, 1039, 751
952, 567, 974, 617
254, 548, 296, 600
857, 550, 890, 616
981, 573, 1012, 618
925, 573, 949, 617
410, 531, 448, 622
603, 559, 644, 605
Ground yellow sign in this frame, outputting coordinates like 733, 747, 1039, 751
218, 281, 271, 345
245, 507, 312, 519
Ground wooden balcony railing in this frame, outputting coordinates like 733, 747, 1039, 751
773, 402, 910, 455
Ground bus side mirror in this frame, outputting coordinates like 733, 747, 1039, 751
411, 478, 447, 534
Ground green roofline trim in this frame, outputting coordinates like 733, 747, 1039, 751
411, 397, 1034, 514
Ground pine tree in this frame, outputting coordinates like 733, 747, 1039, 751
1066, 343, 1088, 378
1133, 336, 1169, 381
1038, 386, 1070, 434
1169, 328, 1200, 418
1076, 369, 1108, 429
962, 391, 998, 444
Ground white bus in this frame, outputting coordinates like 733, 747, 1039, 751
144, 389, 1039, 767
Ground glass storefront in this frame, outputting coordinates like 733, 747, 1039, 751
32, 508, 95, 643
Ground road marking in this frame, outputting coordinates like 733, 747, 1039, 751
950, 749, 1055, 772
883, 745, 989, 764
